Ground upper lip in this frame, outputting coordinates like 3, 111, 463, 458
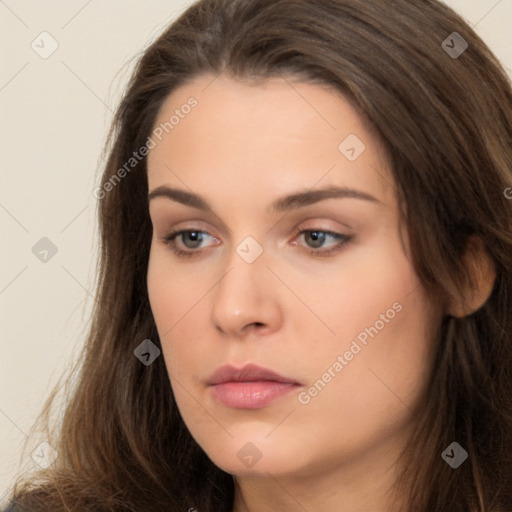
206, 363, 300, 385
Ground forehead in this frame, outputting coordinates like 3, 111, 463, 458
150, 74, 367, 149
147, 74, 396, 210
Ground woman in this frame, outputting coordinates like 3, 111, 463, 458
5, 0, 512, 511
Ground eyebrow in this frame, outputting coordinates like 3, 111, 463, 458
147, 184, 381, 213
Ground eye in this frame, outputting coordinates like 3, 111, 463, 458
293, 229, 353, 256
162, 230, 218, 257
160, 227, 353, 258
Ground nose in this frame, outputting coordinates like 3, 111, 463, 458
211, 244, 284, 339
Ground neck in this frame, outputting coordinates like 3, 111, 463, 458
231, 436, 408, 512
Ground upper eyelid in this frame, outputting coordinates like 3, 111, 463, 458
149, 205, 359, 235
154, 215, 353, 234
166, 224, 348, 237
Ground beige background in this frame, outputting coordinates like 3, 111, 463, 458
1, 0, 511, 504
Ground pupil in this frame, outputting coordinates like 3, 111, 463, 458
308, 231, 325, 248
185, 231, 202, 248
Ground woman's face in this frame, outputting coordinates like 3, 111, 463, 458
147, 74, 441, 480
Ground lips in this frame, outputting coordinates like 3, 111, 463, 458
206, 363, 301, 409
207, 363, 300, 385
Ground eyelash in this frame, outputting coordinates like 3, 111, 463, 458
161, 227, 353, 258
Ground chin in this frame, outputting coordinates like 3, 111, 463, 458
199, 435, 307, 477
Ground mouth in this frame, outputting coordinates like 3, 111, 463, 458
206, 363, 302, 409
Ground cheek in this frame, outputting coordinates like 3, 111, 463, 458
147, 249, 202, 331
293, 231, 422, 359
147, 253, 173, 329
147, 252, 183, 364
147, 257, 215, 442
300, 233, 437, 416
307, 274, 435, 432
147, 250, 209, 381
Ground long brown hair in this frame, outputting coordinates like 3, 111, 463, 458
7, 1, 512, 511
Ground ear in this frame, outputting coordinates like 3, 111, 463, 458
446, 235, 497, 318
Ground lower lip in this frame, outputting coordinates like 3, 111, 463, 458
209, 381, 299, 409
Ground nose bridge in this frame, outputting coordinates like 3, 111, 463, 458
211, 237, 282, 336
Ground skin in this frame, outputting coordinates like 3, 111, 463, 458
146, 74, 444, 512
